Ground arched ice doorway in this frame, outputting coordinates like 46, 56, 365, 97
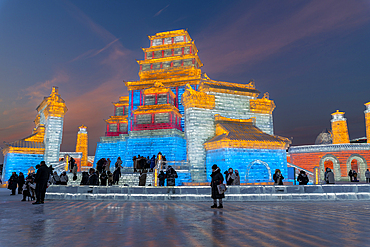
245, 160, 272, 183
319, 154, 341, 181
346, 154, 367, 181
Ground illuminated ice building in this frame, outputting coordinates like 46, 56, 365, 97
289, 105, 370, 182
2, 87, 90, 181
94, 29, 291, 184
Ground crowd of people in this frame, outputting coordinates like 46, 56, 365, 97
85, 157, 123, 186
8, 161, 51, 204
223, 168, 240, 185
93, 154, 179, 186
132, 152, 166, 173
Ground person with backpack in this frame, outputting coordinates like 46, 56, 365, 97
166, 166, 178, 186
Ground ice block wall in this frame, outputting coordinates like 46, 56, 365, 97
44, 116, 64, 165
3, 153, 44, 181
125, 129, 186, 167
205, 148, 287, 183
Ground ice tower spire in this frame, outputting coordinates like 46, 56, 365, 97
365, 102, 370, 143
331, 110, 349, 144
37, 86, 68, 165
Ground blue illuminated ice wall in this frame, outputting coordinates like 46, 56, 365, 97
125, 130, 186, 167
3, 153, 44, 182
205, 148, 287, 183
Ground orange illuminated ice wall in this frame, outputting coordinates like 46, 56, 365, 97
289, 105, 370, 182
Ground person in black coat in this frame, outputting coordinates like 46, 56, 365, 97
113, 167, 121, 185
100, 171, 108, 186
80, 172, 89, 185
8, 172, 18, 195
18, 172, 25, 194
273, 169, 284, 185
297, 170, 309, 185
210, 164, 225, 208
87, 168, 99, 185
96, 158, 104, 174
158, 170, 166, 186
33, 161, 50, 204
166, 166, 178, 186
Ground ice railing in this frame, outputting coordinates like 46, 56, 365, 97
160, 160, 190, 171
152, 160, 190, 186
50, 161, 67, 174
287, 162, 314, 184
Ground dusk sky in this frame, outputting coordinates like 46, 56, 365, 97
1, 0, 370, 163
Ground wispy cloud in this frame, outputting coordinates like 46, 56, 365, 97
61, 0, 117, 43
68, 49, 95, 63
89, 38, 120, 58
69, 38, 120, 63
199, 0, 370, 75
23, 72, 70, 102
154, 4, 169, 17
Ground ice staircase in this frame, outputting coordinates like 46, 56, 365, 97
45, 184, 370, 202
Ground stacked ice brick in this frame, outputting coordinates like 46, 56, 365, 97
44, 116, 64, 165
206, 148, 287, 183
183, 84, 280, 182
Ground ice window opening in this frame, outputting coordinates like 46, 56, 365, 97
157, 94, 167, 105
155, 113, 170, 123
145, 95, 155, 105
109, 124, 117, 132
152, 39, 162, 46
136, 114, 152, 125
115, 107, 124, 116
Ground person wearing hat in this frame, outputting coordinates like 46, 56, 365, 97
210, 164, 225, 208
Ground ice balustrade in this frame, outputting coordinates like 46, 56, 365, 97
287, 162, 314, 184
50, 160, 67, 174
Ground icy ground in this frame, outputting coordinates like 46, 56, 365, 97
1, 188, 370, 247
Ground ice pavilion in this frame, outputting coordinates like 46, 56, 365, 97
94, 29, 291, 183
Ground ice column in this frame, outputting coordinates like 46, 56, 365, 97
331, 110, 349, 144
44, 116, 64, 164
365, 102, 370, 143
39, 87, 68, 165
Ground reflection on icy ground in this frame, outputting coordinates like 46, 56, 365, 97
1, 189, 370, 247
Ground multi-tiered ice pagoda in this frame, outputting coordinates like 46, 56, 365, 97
94, 29, 290, 183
